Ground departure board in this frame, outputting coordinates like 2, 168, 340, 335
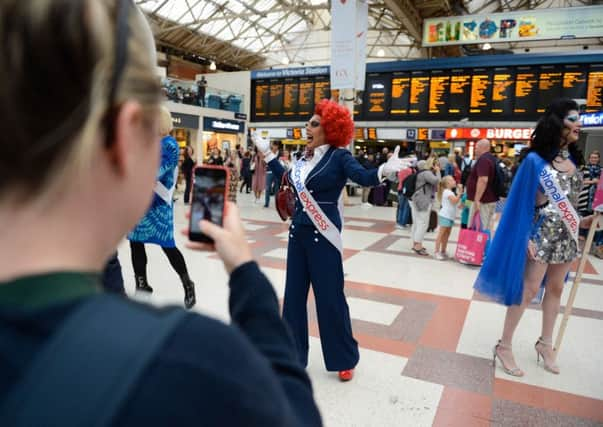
253, 80, 270, 119
469, 69, 492, 115
429, 70, 450, 115
314, 77, 330, 106
514, 67, 538, 115
390, 72, 410, 115
537, 66, 563, 113
586, 64, 603, 112
448, 69, 470, 116
491, 67, 515, 116
283, 78, 299, 118
298, 77, 314, 118
365, 74, 390, 119
269, 80, 283, 117
251, 59, 599, 122
409, 71, 429, 116
562, 65, 587, 99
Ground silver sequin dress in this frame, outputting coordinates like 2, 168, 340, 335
531, 167, 582, 264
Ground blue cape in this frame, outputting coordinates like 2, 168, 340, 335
473, 152, 547, 306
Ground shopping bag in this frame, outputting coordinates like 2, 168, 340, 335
455, 213, 488, 266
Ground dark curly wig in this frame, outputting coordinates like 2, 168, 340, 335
314, 99, 354, 148
520, 98, 584, 167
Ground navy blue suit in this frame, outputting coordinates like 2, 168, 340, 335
268, 146, 380, 371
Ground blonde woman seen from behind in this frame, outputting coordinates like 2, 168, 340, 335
0, 1, 322, 424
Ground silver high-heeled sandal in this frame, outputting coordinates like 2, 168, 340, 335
535, 337, 560, 374
492, 340, 524, 377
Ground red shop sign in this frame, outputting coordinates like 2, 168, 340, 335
446, 128, 533, 140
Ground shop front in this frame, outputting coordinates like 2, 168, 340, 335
445, 127, 533, 158
171, 112, 200, 188
202, 117, 246, 161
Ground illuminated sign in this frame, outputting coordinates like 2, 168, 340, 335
445, 127, 533, 140
203, 117, 245, 133
581, 111, 603, 127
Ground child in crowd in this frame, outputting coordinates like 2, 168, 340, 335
434, 176, 463, 260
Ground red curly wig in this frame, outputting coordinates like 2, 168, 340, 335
314, 99, 354, 148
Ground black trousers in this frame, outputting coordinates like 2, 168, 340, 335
101, 252, 125, 295
129, 242, 188, 278
184, 173, 192, 204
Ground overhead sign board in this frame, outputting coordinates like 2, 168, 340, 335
203, 117, 245, 134
422, 6, 603, 47
446, 127, 533, 140
580, 111, 603, 127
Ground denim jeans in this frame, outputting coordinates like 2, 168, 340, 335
264, 171, 277, 207
397, 193, 410, 226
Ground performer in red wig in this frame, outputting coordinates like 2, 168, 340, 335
254, 99, 409, 381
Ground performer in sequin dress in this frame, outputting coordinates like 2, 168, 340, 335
128, 106, 196, 309
474, 98, 589, 377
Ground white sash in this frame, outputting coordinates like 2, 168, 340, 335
539, 165, 580, 245
292, 159, 343, 255
154, 169, 178, 205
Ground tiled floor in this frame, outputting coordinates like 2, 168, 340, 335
117, 191, 603, 427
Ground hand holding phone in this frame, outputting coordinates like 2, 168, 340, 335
189, 165, 228, 243
186, 202, 253, 274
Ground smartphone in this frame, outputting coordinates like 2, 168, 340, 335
189, 165, 229, 243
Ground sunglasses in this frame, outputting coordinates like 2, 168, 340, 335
104, 0, 133, 146
307, 120, 321, 128
565, 114, 580, 123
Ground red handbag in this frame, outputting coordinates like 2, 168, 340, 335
276, 173, 296, 221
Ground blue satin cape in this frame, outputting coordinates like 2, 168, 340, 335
473, 152, 547, 306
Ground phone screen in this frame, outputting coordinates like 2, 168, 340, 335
189, 166, 227, 243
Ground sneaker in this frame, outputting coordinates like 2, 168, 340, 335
395, 224, 404, 230
434, 252, 446, 261
361, 202, 373, 208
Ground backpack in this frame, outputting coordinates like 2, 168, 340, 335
401, 169, 426, 198
460, 161, 472, 186
485, 153, 510, 198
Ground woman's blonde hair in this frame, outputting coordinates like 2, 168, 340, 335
437, 175, 455, 202
0, 0, 162, 202
159, 105, 174, 136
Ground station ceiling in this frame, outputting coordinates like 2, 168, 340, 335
136, 0, 602, 71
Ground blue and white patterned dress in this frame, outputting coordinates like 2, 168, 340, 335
128, 135, 179, 247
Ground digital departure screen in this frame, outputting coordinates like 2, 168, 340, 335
587, 64, 603, 112
469, 69, 492, 115
314, 77, 330, 106
298, 77, 314, 118
365, 74, 390, 119
562, 65, 587, 100
491, 67, 514, 116
269, 80, 283, 118
409, 71, 429, 116
390, 72, 410, 115
514, 67, 538, 116
428, 70, 450, 115
253, 80, 270, 119
448, 70, 470, 116
283, 78, 299, 118
250, 60, 598, 122
537, 66, 563, 113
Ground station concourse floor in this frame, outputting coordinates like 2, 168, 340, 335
117, 191, 603, 427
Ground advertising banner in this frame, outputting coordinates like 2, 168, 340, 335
445, 127, 533, 140
354, 1, 369, 91
331, 0, 357, 89
422, 6, 603, 47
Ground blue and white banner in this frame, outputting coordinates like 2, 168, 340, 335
354, 1, 368, 91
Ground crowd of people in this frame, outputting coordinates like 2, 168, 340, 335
1, 1, 601, 424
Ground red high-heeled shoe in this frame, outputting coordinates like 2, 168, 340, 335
338, 369, 354, 382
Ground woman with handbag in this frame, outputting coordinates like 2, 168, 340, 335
474, 98, 588, 377
253, 100, 408, 382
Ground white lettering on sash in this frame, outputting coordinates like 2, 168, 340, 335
292, 159, 343, 254
539, 166, 579, 244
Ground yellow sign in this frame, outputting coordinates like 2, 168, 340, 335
430, 141, 450, 149
418, 128, 429, 140
282, 139, 307, 145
